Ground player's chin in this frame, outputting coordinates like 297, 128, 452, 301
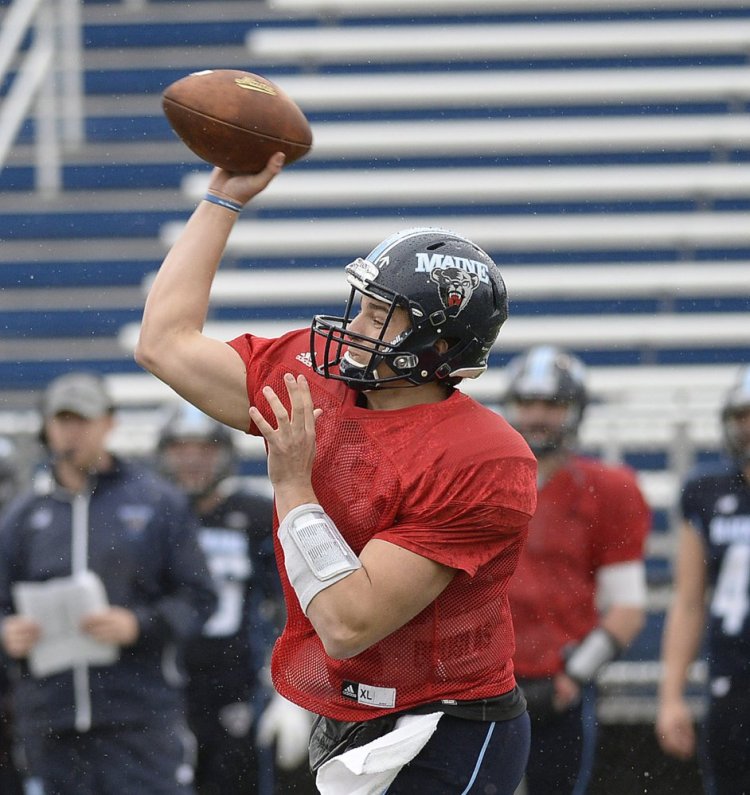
520, 429, 554, 447
342, 351, 368, 370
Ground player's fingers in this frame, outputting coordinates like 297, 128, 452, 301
261, 385, 291, 426
262, 152, 285, 178
283, 373, 307, 430
242, 152, 285, 195
249, 405, 275, 438
295, 375, 319, 432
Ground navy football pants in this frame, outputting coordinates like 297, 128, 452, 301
386, 711, 530, 795
702, 677, 750, 795
523, 685, 597, 795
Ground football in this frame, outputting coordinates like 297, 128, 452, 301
162, 69, 313, 173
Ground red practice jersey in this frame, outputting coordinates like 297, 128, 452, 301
229, 329, 537, 721
509, 455, 651, 678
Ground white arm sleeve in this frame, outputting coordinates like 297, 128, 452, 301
596, 560, 647, 613
278, 503, 362, 614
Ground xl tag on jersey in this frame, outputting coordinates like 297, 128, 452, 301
341, 680, 396, 709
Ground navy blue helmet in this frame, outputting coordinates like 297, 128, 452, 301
310, 227, 508, 389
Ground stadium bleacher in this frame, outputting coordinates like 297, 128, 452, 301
1, 1, 748, 781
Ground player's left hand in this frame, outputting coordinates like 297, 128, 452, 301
553, 671, 582, 711
257, 692, 314, 771
81, 607, 140, 646
655, 697, 696, 759
249, 373, 323, 494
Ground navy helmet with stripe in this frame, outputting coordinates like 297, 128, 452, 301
310, 227, 508, 389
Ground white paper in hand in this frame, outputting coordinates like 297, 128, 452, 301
12, 570, 119, 677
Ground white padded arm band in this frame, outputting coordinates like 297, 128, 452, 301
564, 627, 621, 685
596, 560, 647, 613
278, 503, 362, 615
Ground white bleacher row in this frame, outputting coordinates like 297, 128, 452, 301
0, 369, 719, 445
270, 115, 750, 159
119, 314, 750, 361
0, 403, 710, 510
161, 213, 750, 255
238, 67, 750, 111
247, 19, 750, 63
102, 402, 718, 459
0, 355, 732, 515
118, 314, 750, 400
113, 317, 738, 504
99, 422, 704, 514
268, 0, 750, 16
115, 318, 735, 462
144, 262, 750, 303
183, 163, 750, 208
0, 413, 691, 547
97, 364, 739, 414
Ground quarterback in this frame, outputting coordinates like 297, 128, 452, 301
136, 154, 536, 793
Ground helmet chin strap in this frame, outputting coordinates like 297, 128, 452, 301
340, 351, 415, 391
339, 351, 379, 386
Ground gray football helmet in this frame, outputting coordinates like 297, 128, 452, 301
157, 402, 237, 497
503, 345, 589, 456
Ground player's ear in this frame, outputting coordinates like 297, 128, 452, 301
434, 339, 451, 354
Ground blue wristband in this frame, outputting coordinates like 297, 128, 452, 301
203, 192, 243, 213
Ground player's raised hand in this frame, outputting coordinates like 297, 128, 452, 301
249, 373, 322, 497
207, 152, 285, 208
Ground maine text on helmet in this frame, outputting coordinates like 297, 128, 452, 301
414, 253, 491, 284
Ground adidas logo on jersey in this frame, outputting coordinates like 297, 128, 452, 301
295, 351, 313, 368
340, 680, 396, 708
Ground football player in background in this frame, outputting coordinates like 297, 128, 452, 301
156, 401, 313, 795
503, 346, 651, 795
656, 364, 750, 795
135, 154, 537, 794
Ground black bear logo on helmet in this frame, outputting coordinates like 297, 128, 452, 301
429, 266, 480, 316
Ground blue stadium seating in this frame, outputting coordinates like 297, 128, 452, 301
2, 0, 750, 738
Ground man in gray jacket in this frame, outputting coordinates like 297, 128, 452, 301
0, 372, 216, 795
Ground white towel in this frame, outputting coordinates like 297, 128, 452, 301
316, 711, 444, 795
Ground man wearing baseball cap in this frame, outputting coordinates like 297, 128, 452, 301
42, 371, 113, 417
0, 371, 216, 794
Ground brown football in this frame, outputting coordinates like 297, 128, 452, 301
162, 69, 313, 173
